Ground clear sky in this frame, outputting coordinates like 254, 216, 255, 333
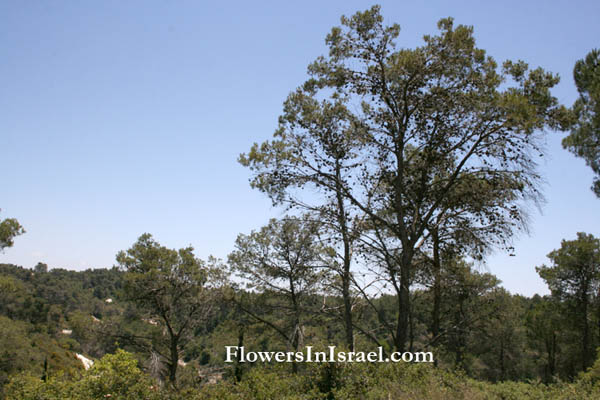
2, 0, 599, 296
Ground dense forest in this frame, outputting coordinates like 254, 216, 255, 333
2, 5, 600, 400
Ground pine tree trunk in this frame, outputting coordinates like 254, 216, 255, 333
168, 336, 179, 386
335, 161, 354, 351
395, 252, 412, 352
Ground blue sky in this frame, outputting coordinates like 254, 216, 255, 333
2, 0, 599, 296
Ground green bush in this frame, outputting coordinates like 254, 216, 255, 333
5, 350, 160, 400
6, 351, 600, 399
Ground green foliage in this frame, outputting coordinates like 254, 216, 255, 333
75, 350, 159, 399
228, 217, 331, 352
537, 232, 600, 371
241, 5, 569, 353
0, 315, 82, 395
186, 360, 600, 400
117, 234, 219, 385
4, 373, 74, 400
5, 354, 600, 400
0, 213, 24, 251
563, 49, 600, 197
5, 350, 160, 400
538, 233, 600, 302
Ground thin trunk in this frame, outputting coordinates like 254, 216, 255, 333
289, 278, 301, 373
432, 229, 441, 341
335, 160, 354, 351
42, 357, 48, 382
597, 289, 600, 357
499, 338, 505, 381
234, 325, 244, 383
581, 287, 590, 370
392, 116, 410, 353
455, 337, 463, 367
548, 332, 556, 379
168, 336, 179, 386
454, 298, 466, 368
409, 299, 414, 352
342, 273, 354, 351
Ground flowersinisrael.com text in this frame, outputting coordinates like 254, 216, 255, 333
225, 346, 433, 363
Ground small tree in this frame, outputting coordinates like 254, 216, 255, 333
526, 295, 563, 382
228, 217, 330, 355
0, 210, 25, 251
116, 234, 218, 386
537, 232, 600, 371
423, 258, 500, 370
239, 92, 365, 351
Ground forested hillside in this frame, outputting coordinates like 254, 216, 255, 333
1, 248, 600, 399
